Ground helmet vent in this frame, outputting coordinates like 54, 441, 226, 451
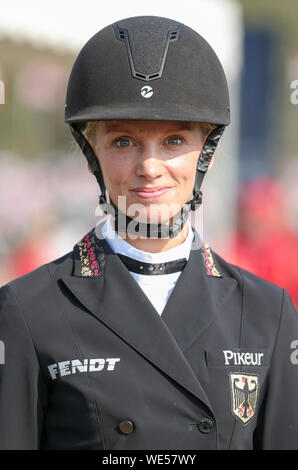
135, 72, 147, 79
148, 73, 159, 79
113, 21, 182, 82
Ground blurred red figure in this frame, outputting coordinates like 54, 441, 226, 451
3, 217, 57, 284
9, 236, 46, 279
229, 178, 298, 309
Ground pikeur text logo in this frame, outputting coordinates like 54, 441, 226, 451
223, 350, 264, 366
48, 358, 120, 380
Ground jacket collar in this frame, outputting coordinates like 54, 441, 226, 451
73, 224, 222, 280
60, 224, 238, 415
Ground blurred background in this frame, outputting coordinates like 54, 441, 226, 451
0, 0, 297, 308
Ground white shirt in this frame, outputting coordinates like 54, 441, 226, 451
101, 217, 194, 315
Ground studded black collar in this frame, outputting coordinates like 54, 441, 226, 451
117, 254, 187, 275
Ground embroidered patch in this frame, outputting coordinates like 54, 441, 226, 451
229, 373, 259, 425
201, 241, 221, 277
77, 228, 105, 277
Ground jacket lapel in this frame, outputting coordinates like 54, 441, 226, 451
161, 241, 238, 353
59, 226, 237, 415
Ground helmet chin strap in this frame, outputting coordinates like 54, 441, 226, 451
70, 123, 225, 239
98, 193, 191, 239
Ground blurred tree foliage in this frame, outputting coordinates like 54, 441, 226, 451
0, 38, 75, 160
238, 0, 298, 168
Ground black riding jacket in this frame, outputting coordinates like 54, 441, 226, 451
0, 224, 297, 449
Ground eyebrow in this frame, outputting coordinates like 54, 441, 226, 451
104, 125, 134, 134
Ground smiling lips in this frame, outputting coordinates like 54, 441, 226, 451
132, 187, 172, 199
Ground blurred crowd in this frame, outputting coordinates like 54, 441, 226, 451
0, 152, 297, 310
225, 163, 298, 309
0, 150, 98, 286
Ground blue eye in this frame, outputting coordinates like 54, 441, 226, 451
166, 136, 184, 145
115, 137, 133, 147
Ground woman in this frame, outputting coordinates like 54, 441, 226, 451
0, 15, 297, 450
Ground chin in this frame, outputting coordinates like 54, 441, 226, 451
114, 194, 185, 223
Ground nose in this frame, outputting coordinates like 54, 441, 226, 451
135, 144, 165, 180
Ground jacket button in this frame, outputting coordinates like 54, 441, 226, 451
197, 417, 214, 434
118, 420, 134, 435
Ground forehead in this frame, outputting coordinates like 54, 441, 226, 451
101, 120, 199, 133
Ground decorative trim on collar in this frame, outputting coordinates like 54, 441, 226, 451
74, 227, 222, 278
201, 241, 222, 277
76, 228, 105, 277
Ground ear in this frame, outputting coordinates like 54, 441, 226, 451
87, 163, 94, 175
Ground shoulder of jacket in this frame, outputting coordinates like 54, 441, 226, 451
2, 250, 73, 303
209, 246, 284, 299
209, 248, 287, 335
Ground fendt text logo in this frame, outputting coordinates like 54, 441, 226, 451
0, 80, 4, 104
0, 341, 5, 364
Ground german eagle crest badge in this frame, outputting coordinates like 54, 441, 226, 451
229, 373, 259, 425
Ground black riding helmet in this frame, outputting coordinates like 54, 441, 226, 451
65, 15, 230, 238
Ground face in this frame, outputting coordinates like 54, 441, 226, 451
88, 120, 209, 224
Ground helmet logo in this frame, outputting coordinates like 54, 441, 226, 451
141, 86, 153, 98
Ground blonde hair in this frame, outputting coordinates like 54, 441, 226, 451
83, 121, 98, 141
83, 120, 217, 141
200, 122, 217, 136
